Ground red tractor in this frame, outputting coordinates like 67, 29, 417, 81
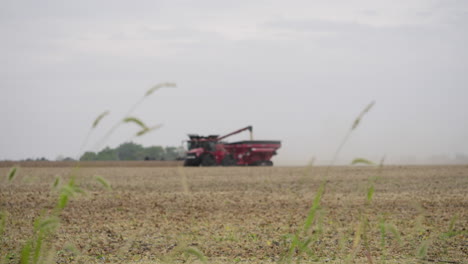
183, 126, 281, 166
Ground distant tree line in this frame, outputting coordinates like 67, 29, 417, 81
21, 157, 51, 162
79, 142, 183, 161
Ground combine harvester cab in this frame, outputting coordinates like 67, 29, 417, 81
183, 126, 281, 167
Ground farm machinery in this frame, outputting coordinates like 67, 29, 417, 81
183, 126, 281, 166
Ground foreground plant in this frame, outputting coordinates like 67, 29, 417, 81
283, 101, 375, 263
282, 97, 464, 263
1, 83, 181, 263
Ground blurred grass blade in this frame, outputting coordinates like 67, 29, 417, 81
52, 177, 60, 189
184, 247, 207, 263
330, 102, 376, 165
57, 194, 69, 210
8, 167, 17, 181
351, 101, 375, 130
136, 124, 163, 137
379, 218, 386, 247
63, 243, 80, 256
33, 234, 43, 264
20, 241, 32, 264
417, 240, 429, 258
145, 82, 176, 97
303, 182, 325, 232
92, 111, 110, 128
367, 185, 375, 202
35, 217, 59, 233
387, 224, 401, 244
448, 215, 457, 232
351, 158, 375, 166
351, 120, 360, 130
287, 234, 300, 258
300, 237, 312, 250
123, 117, 148, 130
136, 129, 148, 137
361, 100, 375, 115
0, 211, 6, 237
95, 176, 111, 190
60, 184, 75, 197
441, 215, 459, 238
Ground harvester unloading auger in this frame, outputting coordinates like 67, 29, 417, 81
183, 126, 281, 166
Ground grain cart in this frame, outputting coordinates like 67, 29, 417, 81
183, 126, 281, 166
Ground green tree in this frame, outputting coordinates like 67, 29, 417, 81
96, 147, 118, 160
164, 146, 179, 160
79, 143, 181, 161
116, 142, 145, 160
144, 146, 165, 160
80, 151, 97, 161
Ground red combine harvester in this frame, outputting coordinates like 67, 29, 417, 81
183, 126, 281, 166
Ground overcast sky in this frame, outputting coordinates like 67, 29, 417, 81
1, 0, 467, 165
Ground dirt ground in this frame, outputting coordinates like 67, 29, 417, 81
1, 165, 467, 263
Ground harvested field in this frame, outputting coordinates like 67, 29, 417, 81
0, 161, 183, 168
1, 165, 467, 263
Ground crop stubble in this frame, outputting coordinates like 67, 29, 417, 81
1, 165, 467, 263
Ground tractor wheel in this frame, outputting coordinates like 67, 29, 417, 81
221, 154, 237, 166
184, 159, 199, 167
183, 154, 201, 166
200, 154, 216, 166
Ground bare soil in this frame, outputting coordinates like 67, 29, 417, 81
0, 161, 182, 168
1, 165, 467, 263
